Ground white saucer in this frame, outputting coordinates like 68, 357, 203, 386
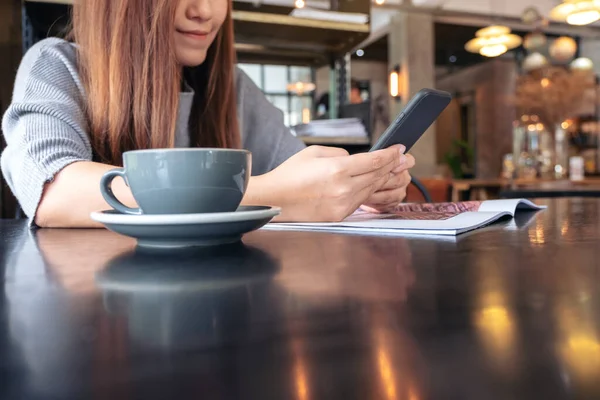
90, 206, 280, 248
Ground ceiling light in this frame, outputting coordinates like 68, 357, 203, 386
480, 44, 508, 57
375, 0, 385, 5
522, 52, 548, 72
541, 78, 551, 88
464, 25, 523, 58
571, 57, 594, 70
550, 0, 600, 26
287, 81, 315, 94
523, 31, 548, 51
356, 49, 364, 57
295, 0, 305, 8
549, 36, 578, 62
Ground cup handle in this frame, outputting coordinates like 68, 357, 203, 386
100, 168, 142, 215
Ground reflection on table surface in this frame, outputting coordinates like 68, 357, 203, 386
1, 198, 600, 399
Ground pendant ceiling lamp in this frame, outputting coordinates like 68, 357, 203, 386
465, 25, 523, 58
286, 81, 315, 95
550, 0, 600, 26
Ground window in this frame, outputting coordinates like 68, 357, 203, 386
237, 63, 314, 127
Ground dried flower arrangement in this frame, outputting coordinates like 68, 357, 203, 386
513, 66, 596, 128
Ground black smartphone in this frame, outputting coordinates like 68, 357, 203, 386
370, 88, 452, 152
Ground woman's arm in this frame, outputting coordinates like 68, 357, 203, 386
36, 144, 405, 227
35, 161, 136, 228
234, 67, 415, 214
36, 161, 272, 228
1, 38, 97, 226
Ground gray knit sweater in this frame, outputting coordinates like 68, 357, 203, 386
1, 38, 306, 221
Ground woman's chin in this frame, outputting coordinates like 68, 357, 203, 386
176, 52, 207, 68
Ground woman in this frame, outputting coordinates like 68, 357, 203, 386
1, 0, 415, 228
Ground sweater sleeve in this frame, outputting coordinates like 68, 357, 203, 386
1, 38, 93, 222
235, 68, 306, 175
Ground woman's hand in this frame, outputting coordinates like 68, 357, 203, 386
243, 145, 406, 222
361, 153, 416, 213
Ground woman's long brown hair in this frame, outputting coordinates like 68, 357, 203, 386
72, 0, 240, 166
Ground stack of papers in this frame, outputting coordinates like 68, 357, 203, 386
262, 199, 545, 237
292, 118, 367, 138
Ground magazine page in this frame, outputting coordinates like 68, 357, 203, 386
387, 201, 483, 213
477, 198, 545, 215
263, 198, 545, 236
264, 211, 512, 236
378, 198, 544, 215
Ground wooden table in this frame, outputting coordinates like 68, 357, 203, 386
1, 198, 600, 399
452, 177, 600, 201
500, 180, 600, 199
451, 178, 510, 201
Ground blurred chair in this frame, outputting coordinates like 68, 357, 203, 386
406, 177, 452, 203
409, 176, 432, 203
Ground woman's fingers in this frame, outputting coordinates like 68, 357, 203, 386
351, 157, 413, 195
342, 149, 408, 194
362, 169, 412, 212
351, 169, 393, 210
392, 153, 415, 173
338, 145, 405, 177
364, 186, 408, 207
378, 169, 412, 191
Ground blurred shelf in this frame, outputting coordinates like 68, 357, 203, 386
299, 136, 371, 145
235, 43, 329, 66
233, 2, 370, 66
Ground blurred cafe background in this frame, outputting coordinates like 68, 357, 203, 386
4, 0, 600, 216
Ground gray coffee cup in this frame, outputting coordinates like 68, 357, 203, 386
100, 148, 251, 215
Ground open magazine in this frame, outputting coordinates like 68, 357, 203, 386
262, 199, 545, 236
